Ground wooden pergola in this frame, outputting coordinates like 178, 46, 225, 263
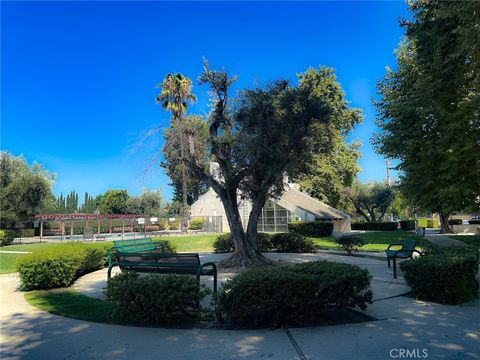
35, 213, 148, 241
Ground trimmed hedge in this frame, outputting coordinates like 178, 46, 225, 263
399, 220, 416, 231
335, 236, 365, 255
400, 246, 479, 305
188, 218, 205, 230
351, 222, 398, 231
213, 233, 273, 253
15, 240, 173, 291
448, 219, 463, 225
213, 233, 314, 253
0, 230, 16, 246
105, 272, 210, 324
270, 233, 315, 253
16, 243, 112, 290
288, 221, 333, 237
217, 261, 373, 327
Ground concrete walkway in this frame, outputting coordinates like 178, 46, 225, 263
1, 253, 479, 360
425, 234, 468, 247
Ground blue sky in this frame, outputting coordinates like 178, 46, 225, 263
1, 1, 408, 201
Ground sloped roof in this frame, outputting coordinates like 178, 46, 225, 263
279, 185, 349, 220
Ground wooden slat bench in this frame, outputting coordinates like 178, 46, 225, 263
385, 238, 422, 278
107, 239, 217, 293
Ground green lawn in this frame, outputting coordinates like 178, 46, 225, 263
312, 231, 430, 253
0, 235, 219, 274
157, 234, 217, 252
1, 231, 429, 274
25, 288, 118, 323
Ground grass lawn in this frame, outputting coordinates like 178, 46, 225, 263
0, 235, 219, 274
157, 234, 217, 252
311, 231, 430, 253
25, 288, 118, 323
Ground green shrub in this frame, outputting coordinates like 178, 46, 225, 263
335, 236, 365, 255
271, 232, 315, 253
400, 246, 479, 305
288, 221, 333, 237
448, 219, 463, 225
213, 233, 272, 253
188, 218, 205, 230
16, 243, 111, 290
351, 222, 398, 231
217, 261, 373, 327
213, 234, 234, 253
399, 220, 416, 231
105, 272, 210, 324
0, 230, 16, 246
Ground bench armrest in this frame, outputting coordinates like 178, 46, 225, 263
154, 241, 166, 252
198, 262, 217, 276
386, 243, 404, 251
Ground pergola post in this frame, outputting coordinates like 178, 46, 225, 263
40, 219, 43, 243
109, 218, 112, 234
60, 220, 64, 242
97, 219, 100, 234
70, 220, 74, 239
122, 218, 125, 240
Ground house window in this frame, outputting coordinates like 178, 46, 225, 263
257, 200, 294, 233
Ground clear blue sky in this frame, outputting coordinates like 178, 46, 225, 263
1, 1, 408, 201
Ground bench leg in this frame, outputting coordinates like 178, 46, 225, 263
107, 265, 114, 279
387, 257, 391, 268
393, 257, 397, 279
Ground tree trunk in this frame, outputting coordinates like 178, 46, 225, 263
218, 190, 272, 268
439, 212, 453, 234
180, 132, 188, 234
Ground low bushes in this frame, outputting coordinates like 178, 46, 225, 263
105, 272, 210, 324
217, 261, 373, 327
288, 221, 333, 237
188, 218, 205, 230
399, 220, 416, 231
213, 232, 314, 253
213, 233, 273, 253
448, 219, 463, 225
351, 222, 398, 231
0, 230, 16, 246
270, 232, 315, 253
335, 236, 365, 255
16, 243, 112, 290
400, 246, 479, 305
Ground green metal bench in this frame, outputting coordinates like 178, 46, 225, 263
107, 239, 217, 293
385, 238, 422, 279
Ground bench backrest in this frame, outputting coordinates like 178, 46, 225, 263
401, 238, 416, 251
113, 238, 155, 253
115, 252, 201, 268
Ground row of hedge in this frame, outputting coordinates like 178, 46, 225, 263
104, 260, 373, 327
288, 221, 333, 237
400, 245, 479, 305
213, 232, 316, 253
0, 229, 35, 246
16, 240, 174, 290
351, 222, 398, 231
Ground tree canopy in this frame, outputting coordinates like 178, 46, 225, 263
373, 0, 480, 231
0, 151, 55, 228
178, 61, 361, 266
349, 181, 395, 222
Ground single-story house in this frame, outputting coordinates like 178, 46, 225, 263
191, 183, 351, 236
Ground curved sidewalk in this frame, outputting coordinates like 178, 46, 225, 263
1, 253, 479, 360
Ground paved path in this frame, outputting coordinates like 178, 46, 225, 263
1, 253, 479, 360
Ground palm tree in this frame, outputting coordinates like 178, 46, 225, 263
156, 73, 196, 233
